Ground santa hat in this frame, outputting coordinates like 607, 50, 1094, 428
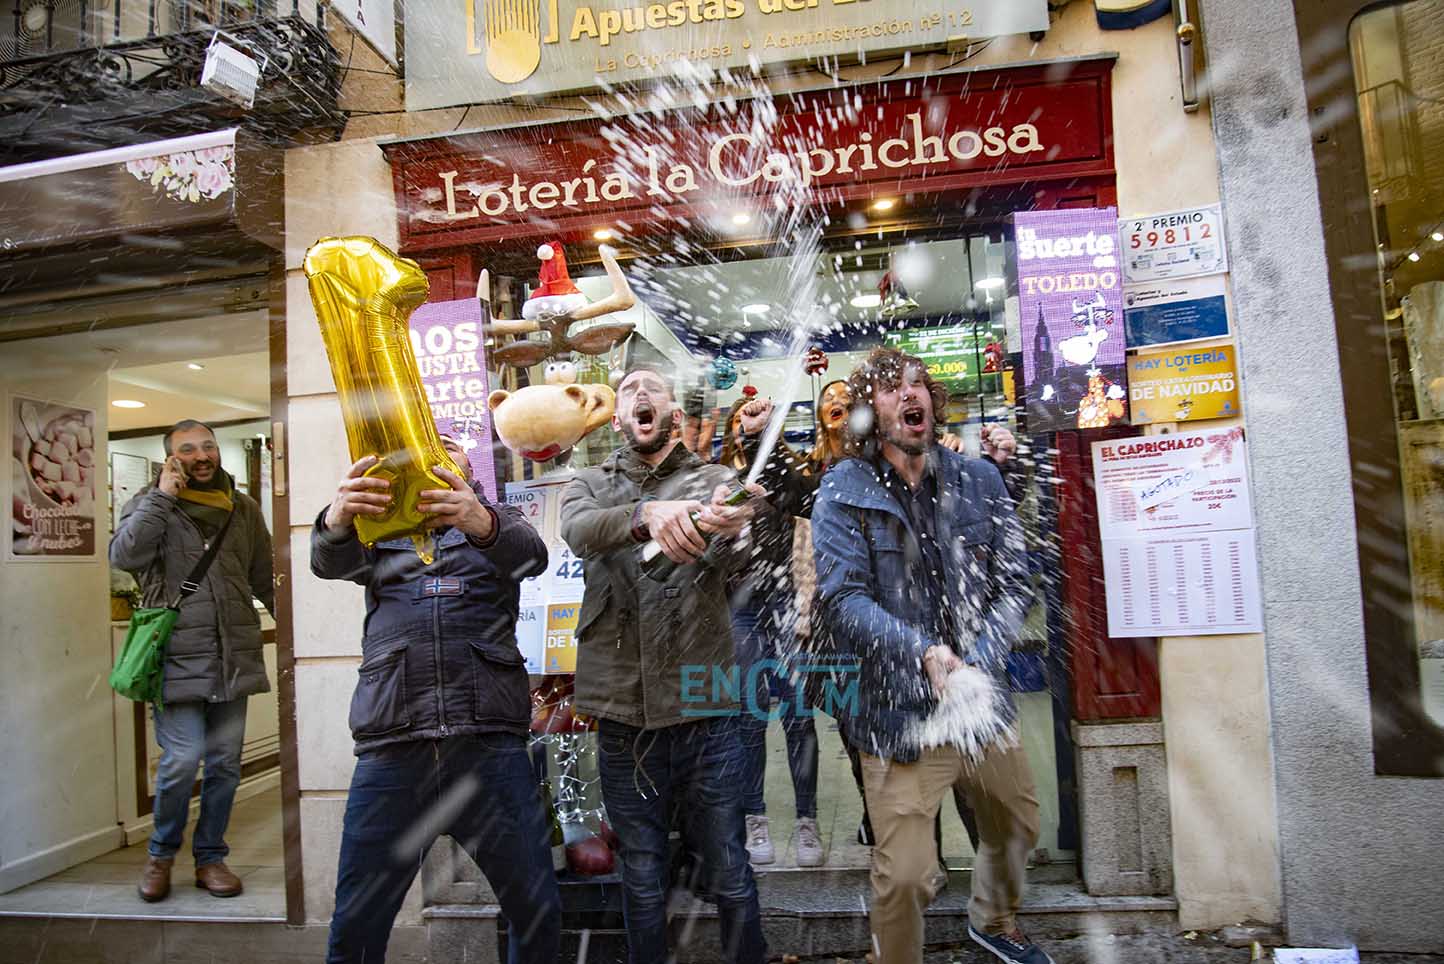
523, 241, 590, 321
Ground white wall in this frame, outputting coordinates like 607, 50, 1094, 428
0, 367, 122, 892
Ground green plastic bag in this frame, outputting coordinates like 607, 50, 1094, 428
109, 607, 178, 705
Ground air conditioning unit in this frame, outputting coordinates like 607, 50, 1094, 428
201, 34, 262, 109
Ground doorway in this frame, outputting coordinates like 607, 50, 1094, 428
0, 308, 286, 921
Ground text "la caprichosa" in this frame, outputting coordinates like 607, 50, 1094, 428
434, 112, 1045, 220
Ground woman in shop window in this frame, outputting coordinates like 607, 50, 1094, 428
717, 397, 824, 868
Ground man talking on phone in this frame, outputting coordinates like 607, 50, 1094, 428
110, 419, 275, 904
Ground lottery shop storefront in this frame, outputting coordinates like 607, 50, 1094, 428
378, 55, 1165, 891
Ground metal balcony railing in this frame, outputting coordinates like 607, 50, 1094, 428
2, 0, 324, 65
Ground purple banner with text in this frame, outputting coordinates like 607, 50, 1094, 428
409, 298, 498, 502
1015, 207, 1130, 432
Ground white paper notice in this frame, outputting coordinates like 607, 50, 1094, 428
1094, 427, 1262, 637
1274, 949, 1359, 964
1093, 427, 1252, 537
1101, 531, 1263, 637
1421, 654, 1444, 728
545, 543, 585, 604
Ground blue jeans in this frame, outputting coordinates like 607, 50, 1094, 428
733, 602, 818, 819
327, 734, 561, 964
149, 697, 248, 866
598, 717, 766, 964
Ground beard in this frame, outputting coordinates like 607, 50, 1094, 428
186, 463, 226, 490
882, 421, 932, 457
623, 408, 676, 455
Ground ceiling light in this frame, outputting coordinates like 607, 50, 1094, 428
112, 399, 146, 409
872, 198, 896, 212
741, 303, 769, 315
1432, 231, 1443, 242
187, 362, 206, 371
593, 228, 614, 241
732, 212, 752, 226
974, 277, 1005, 291
850, 293, 882, 309
1408, 251, 1422, 262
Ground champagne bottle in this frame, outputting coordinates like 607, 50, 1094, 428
540, 778, 567, 872
639, 485, 750, 582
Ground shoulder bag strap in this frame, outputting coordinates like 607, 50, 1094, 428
169, 508, 236, 608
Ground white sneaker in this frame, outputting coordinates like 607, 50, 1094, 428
745, 814, 774, 865
794, 817, 824, 867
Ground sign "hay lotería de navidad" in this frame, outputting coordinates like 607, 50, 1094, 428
405, 0, 1048, 108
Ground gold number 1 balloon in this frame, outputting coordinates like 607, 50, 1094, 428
304, 236, 461, 561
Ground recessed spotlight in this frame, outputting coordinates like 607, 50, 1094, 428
1408, 251, 1422, 262
850, 293, 882, 309
187, 362, 206, 371
112, 399, 146, 409
593, 228, 614, 241
741, 303, 769, 315
1433, 231, 1443, 242
872, 198, 896, 212
732, 212, 752, 226
975, 277, 1005, 291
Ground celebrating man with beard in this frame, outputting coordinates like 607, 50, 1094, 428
810, 347, 1043, 964
559, 367, 767, 964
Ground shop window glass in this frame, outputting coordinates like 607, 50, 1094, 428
493, 216, 1074, 872
1350, 0, 1444, 732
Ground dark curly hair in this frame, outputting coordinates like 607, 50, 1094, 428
844, 346, 948, 458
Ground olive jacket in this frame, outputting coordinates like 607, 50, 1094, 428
559, 443, 745, 729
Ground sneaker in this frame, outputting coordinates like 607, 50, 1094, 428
968, 923, 1056, 964
745, 814, 774, 865
794, 817, 824, 867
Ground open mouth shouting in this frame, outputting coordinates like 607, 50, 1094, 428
633, 400, 657, 433
824, 403, 847, 426
900, 404, 927, 431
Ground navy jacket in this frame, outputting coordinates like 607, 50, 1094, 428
310, 488, 547, 754
811, 448, 1033, 763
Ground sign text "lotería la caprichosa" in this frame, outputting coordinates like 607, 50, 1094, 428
435, 112, 1046, 220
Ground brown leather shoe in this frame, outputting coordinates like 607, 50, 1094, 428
194, 861, 244, 897
138, 856, 173, 903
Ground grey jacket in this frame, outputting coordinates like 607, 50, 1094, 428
559, 443, 744, 729
110, 486, 275, 704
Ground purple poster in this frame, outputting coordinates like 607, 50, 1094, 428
408, 298, 498, 501
1015, 208, 1130, 432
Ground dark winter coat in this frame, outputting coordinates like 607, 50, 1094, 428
309, 488, 547, 755
559, 443, 745, 729
110, 486, 275, 705
811, 448, 1032, 763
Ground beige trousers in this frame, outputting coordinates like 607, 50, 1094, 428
860, 742, 1040, 964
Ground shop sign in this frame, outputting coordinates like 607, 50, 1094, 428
9, 395, 97, 561
1119, 203, 1228, 284
1127, 343, 1240, 425
1093, 426, 1263, 637
328, 0, 397, 66
884, 325, 1002, 392
405, 0, 1048, 109
409, 298, 499, 500
383, 61, 1118, 250
1123, 274, 1229, 347
506, 473, 581, 673
1015, 207, 1130, 433
0, 130, 237, 254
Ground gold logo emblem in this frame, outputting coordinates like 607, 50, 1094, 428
467, 0, 544, 83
